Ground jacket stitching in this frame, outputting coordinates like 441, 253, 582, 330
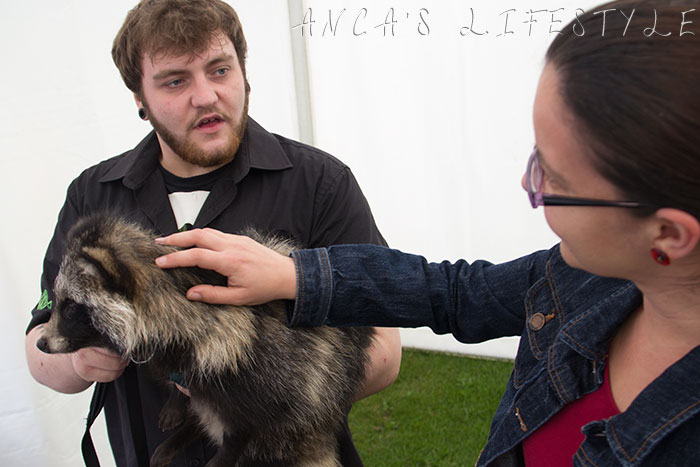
320, 248, 333, 317
560, 313, 608, 361
545, 256, 573, 402
296, 253, 305, 326
545, 258, 565, 323
576, 446, 599, 466
559, 283, 638, 359
608, 398, 700, 462
548, 344, 571, 403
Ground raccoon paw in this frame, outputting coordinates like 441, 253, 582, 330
159, 407, 186, 432
150, 444, 178, 467
152, 418, 202, 466
159, 385, 189, 431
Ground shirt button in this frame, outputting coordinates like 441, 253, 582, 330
529, 312, 546, 331
188, 460, 201, 467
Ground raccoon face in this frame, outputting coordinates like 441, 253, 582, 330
35, 215, 226, 360
36, 242, 135, 356
36, 298, 115, 354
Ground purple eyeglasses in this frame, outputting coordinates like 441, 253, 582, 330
525, 147, 648, 209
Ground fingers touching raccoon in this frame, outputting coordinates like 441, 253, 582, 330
155, 228, 297, 306
71, 347, 128, 383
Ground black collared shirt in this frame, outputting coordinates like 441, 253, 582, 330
28, 118, 385, 466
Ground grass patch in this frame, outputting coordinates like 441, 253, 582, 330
349, 348, 513, 466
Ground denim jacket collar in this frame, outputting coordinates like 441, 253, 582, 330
548, 258, 700, 466
602, 344, 700, 465
558, 281, 639, 363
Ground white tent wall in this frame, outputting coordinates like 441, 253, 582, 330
1, 0, 603, 465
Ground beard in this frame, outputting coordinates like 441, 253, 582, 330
144, 93, 249, 169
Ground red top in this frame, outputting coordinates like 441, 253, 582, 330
522, 362, 620, 466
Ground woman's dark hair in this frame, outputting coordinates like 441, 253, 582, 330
546, 0, 700, 218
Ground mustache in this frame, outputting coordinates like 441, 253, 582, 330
189, 109, 231, 130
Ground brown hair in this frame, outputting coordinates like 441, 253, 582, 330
546, 0, 700, 219
112, 0, 248, 96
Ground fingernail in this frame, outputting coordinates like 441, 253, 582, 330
154, 237, 166, 244
188, 292, 202, 301
155, 256, 166, 266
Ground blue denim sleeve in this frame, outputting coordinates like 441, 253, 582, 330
288, 244, 554, 343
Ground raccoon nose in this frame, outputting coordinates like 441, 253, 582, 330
36, 337, 50, 354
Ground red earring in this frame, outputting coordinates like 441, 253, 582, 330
650, 248, 670, 266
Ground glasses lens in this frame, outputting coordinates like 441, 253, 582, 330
526, 149, 541, 208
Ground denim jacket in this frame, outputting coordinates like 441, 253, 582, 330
287, 244, 700, 466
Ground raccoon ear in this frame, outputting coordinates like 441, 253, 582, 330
80, 246, 136, 299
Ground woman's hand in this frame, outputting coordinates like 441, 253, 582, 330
155, 228, 297, 305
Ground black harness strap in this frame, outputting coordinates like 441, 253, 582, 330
124, 365, 151, 467
81, 365, 150, 467
82, 382, 107, 467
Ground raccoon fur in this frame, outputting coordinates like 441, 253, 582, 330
36, 215, 374, 467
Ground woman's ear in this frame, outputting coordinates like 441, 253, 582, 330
652, 208, 700, 261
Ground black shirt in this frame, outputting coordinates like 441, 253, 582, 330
28, 118, 386, 466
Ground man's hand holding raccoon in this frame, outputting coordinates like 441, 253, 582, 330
155, 228, 297, 306
26, 325, 128, 393
71, 347, 128, 384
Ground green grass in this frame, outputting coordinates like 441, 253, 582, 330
349, 348, 513, 466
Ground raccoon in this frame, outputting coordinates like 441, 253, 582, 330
36, 215, 374, 467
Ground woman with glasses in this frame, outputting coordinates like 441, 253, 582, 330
156, 0, 700, 464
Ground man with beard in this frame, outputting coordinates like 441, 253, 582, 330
24, 1, 401, 466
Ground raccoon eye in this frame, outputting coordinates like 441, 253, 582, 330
62, 299, 89, 320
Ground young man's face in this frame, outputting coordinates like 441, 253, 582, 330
137, 33, 249, 177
